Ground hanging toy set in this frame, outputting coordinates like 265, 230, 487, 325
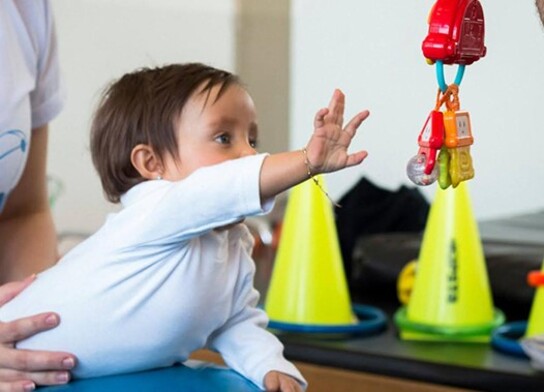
406, 0, 486, 189
394, 0, 501, 344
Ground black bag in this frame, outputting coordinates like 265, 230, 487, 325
335, 177, 430, 282
335, 177, 544, 320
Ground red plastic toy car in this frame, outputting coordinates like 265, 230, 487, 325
422, 0, 486, 65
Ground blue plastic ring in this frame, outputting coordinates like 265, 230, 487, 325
267, 304, 386, 336
491, 321, 529, 358
436, 60, 466, 93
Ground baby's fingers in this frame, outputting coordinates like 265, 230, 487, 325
343, 110, 370, 139
325, 89, 345, 125
313, 108, 329, 129
279, 377, 302, 392
345, 150, 369, 168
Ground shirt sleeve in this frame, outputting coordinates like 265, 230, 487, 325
30, 0, 65, 128
205, 259, 307, 390
112, 154, 274, 248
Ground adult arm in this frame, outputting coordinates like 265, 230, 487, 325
0, 125, 58, 284
0, 276, 76, 390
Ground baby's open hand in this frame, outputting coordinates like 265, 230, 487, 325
263, 371, 303, 392
305, 89, 369, 175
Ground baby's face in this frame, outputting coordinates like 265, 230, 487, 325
162, 82, 258, 181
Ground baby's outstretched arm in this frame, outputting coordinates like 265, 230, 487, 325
259, 89, 369, 201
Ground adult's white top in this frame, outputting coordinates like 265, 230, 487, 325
0, 0, 64, 211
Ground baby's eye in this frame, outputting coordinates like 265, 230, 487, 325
215, 134, 231, 144
249, 139, 258, 148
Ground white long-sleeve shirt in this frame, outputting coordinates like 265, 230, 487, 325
0, 153, 306, 390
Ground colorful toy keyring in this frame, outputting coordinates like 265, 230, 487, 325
491, 321, 529, 358
394, 307, 505, 338
436, 61, 465, 93
267, 304, 386, 336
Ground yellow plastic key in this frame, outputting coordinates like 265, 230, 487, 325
449, 146, 474, 187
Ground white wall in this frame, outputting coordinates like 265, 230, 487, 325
48, 0, 544, 235
49, 0, 236, 234
291, 0, 544, 219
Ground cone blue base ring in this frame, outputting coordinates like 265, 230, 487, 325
267, 304, 386, 336
491, 321, 529, 358
395, 306, 505, 337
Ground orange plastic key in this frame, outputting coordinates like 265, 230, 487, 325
444, 110, 473, 148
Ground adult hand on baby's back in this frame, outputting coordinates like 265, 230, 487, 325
0, 276, 76, 391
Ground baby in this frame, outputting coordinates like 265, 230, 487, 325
0, 63, 370, 391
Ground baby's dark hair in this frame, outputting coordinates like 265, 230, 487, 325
90, 63, 240, 203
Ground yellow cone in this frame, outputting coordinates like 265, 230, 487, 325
265, 176, 355, 325
396, 181, 503, 341
525, 261, 544, 338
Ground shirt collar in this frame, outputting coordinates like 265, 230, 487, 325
119, 180, 170, 207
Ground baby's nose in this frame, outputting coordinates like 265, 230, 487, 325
240, 145, 257, 157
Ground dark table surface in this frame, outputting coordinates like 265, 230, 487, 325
278, 319, 544, 391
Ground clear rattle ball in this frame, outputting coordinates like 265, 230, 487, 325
406, 154, 438, 186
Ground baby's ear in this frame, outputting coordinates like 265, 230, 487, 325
130, 144, 163, 180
